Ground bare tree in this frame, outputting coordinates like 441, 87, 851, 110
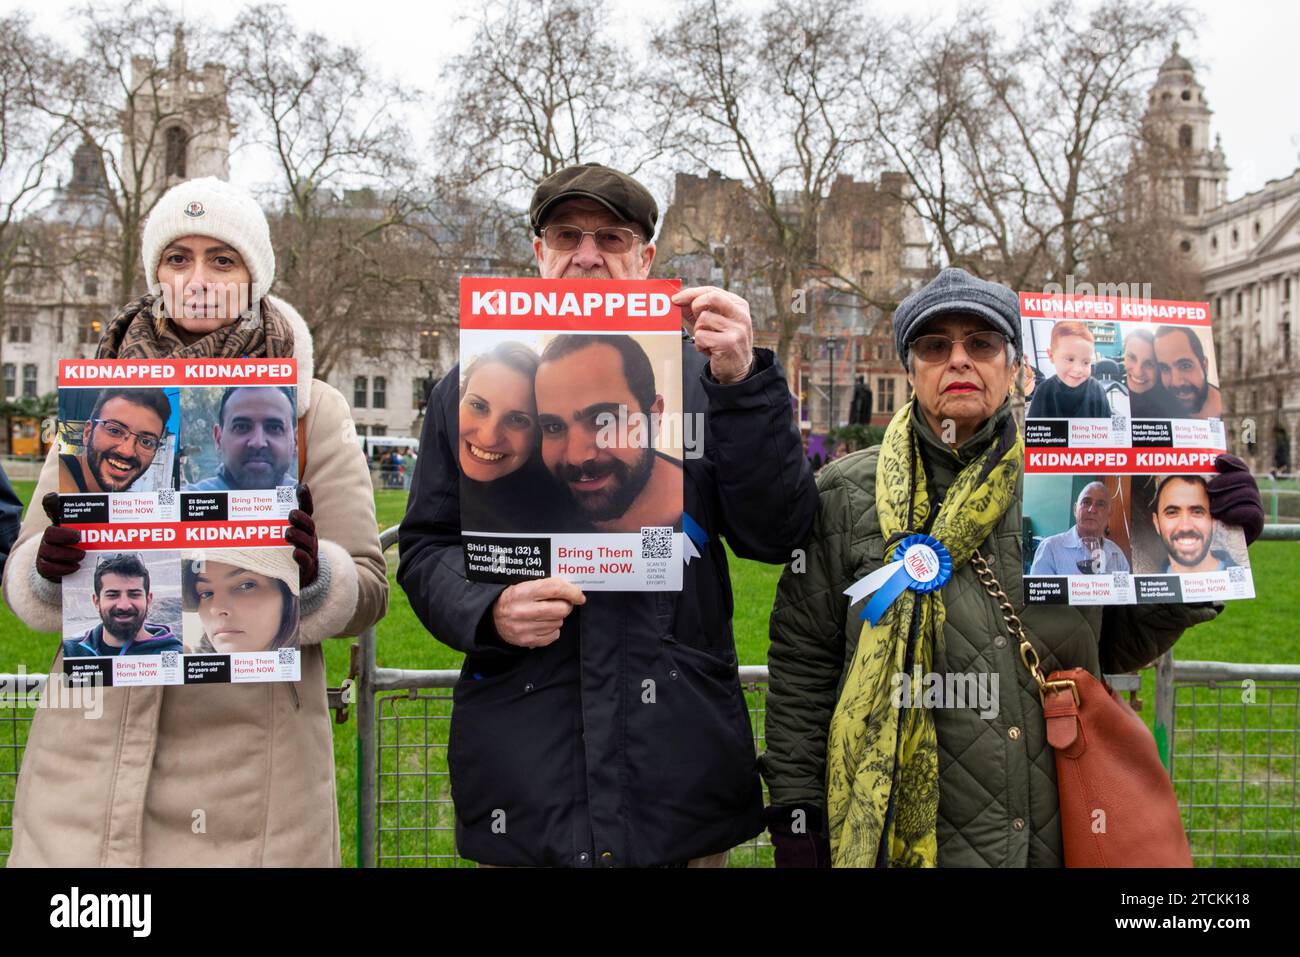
649, 0, 880, 372
867, 0, 1193, 291
0, 14, 74, 287
438, 0, 659, 203
225, 3, 450, 378
862, 18, 1019, 278
979, 0, 1193, 287
0, 11, 77, 382
39, 2, 229, 301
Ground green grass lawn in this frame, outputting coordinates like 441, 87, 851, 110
3, 482, 1297, 866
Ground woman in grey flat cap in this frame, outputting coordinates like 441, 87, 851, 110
760, 267, 1262, 867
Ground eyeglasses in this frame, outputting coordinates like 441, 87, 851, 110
540, 224, 641, 254
911, 330, 1007, 364
92, 419, 163, 452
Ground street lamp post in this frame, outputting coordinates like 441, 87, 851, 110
825, 336, 840, 432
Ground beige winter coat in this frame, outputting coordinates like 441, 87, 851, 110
2, 297, 387, 866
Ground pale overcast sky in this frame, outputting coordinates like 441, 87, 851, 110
11, 0, 1300, 202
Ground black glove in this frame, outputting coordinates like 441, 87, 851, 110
1207, 454, 1265, 545
766, 804, 832, 868
35, 492, 86, 582
286, 483, 319, 587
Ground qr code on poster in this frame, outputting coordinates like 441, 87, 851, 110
157, 488, 175, 507
641, 526, 673, 560
1110, 415, 1127, 432
1228, 566, 1246, 584
278, 648, 296, 666
1112, 572, 1129, 589
277, 486, 296, 505
161, 652, 178, 669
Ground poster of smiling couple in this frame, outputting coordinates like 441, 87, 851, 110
55, 357, 301, 685
1020, 292, 1254, 606
458, 277, 685, 590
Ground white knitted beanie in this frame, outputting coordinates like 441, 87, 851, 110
142, 177, 276, 305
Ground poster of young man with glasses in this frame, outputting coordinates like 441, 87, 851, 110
57, 386, 181, 522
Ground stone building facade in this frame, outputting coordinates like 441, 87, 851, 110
1197, 172, 1300, 473
1143, 45, 1300, 473
656, 169, 930, 431
128, 29, 234, 207
0, 32, 466, 453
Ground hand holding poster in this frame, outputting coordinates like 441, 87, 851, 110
1020, 293, 1254, 606
57, 358, 301, 685
459, 277, 685, 591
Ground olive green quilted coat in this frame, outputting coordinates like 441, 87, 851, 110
761, 403, 1218, 867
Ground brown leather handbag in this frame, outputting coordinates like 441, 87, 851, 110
971, 552, 1193, 868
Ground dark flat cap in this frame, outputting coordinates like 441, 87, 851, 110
529, 163, 658, 240
893, 267, 1021, 364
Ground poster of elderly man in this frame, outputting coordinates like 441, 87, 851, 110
1024, 474, 1135, 604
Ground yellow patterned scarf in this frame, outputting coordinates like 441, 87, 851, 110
826, 399, 1023, 867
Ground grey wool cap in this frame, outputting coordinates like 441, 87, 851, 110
892, 267, 1022, 365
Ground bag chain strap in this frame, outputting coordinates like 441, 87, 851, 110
968, 550, 1079, 706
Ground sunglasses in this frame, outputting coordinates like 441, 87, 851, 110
540, 224, 641, 254
911, 330, 1007, 364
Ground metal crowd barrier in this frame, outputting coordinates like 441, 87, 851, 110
4, 524, 1298, 867
0, 673, 45, 866
1159, 660, 1300, 866
356, 664, 774, 867
348, 524, 1300, 868
1256, 475, 1300, 525
350, 662, 1300, 869
8, 660, 1295, 868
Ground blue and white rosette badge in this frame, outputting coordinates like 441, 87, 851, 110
843, 534, 953, 626
682, 513, 708, 565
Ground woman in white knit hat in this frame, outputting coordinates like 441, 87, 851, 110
2, 177, 388, 867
